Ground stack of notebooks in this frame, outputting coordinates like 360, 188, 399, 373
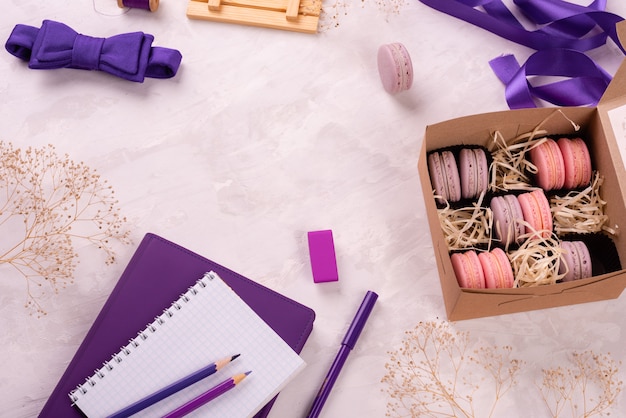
38, 233, 316, 418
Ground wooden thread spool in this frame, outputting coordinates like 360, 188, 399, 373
118, 0, 159, 12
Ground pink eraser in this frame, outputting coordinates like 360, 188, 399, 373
307, 230, 339, 283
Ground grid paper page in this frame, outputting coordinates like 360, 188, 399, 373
69, 271, 306, 418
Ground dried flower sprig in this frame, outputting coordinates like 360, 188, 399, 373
539, 350, 623, 418
383, 322, 622, 418
0, 141, 131, 316
319, 0, 408, 31
382, 321, 524, 418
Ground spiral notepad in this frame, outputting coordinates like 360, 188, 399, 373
69, 271, 306, 418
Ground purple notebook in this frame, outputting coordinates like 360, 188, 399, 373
38, 233, 315, 418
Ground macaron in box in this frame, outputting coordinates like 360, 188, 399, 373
427, 150, 461, 206
425, 131, 620, 293
427, 146, 489, 206
559, 240, 592, 282
528, 137, 592, 191
418, 87, 626, 319
451, 248, 515, 290
489, 194, 524, 248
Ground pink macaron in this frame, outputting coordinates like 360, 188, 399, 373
450, 250, 486, 289
518, 189, 553, 239
428, 150, 461, 205
558, 240, 592, 282
377, 43, 413, 94
459, 147, 489, 199
490, 194, 524, 248
557, 137, 592, 189
529, 138, 565, 191
478, 248, 514, 289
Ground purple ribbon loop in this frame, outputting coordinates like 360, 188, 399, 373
419, 0, 625, 108
489, 49, 611, 108
515, 0, 605, 25
419, 0, 624, 52
4, 20, 182, 82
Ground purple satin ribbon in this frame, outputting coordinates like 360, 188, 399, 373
490, 49, 612, 108
419, 0, 625, 108
5, 20, 182, 82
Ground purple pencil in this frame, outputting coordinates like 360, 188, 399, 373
107, 355, 240, 418
161, 371, 251, 418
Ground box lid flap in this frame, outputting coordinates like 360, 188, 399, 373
595, 21, 626, 199
599, 20, 626, 105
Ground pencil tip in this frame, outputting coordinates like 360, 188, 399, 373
245, 370, 252, 376
232, 354, 241, 361
233, 370, 252, 385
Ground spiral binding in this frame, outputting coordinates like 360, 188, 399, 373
68, 272, 216, 403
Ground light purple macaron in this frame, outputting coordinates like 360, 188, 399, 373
428, 150, 461, 205
490, 194, 524, 248
559, 240, 592, 282
459, 148, 489, 199
377, 42, 413, 94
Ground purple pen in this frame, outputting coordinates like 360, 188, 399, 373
306, 290, 378, 418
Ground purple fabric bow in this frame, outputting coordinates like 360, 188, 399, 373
419, 0, 625, 108
5, 20, 182, 82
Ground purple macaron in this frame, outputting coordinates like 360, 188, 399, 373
377, 42, 413, 94
428, 150, 461, 205
459, 148, 489, 199
490, 194, 524, 248
559, 240, 592, 282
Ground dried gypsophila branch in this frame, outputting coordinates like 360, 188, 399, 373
381, 321, 524, 418
0, 141, 131, 317
318, 0, 408, 31
539, 350, 623, 418
436, 191, 492, 251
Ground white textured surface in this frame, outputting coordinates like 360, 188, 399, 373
2, 1, 626, 417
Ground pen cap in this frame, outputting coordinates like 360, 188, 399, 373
342, 291, 378, 349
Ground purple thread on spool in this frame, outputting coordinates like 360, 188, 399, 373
118, 0, 159, 12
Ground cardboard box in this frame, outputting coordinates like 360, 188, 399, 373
418, 28, 626, 320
